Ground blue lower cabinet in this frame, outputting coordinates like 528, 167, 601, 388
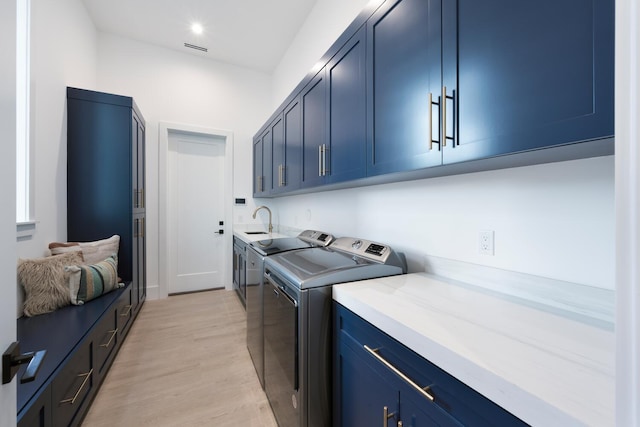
18, 385, 51, 427
334, 303, 528, 427
336, 339, 399, 426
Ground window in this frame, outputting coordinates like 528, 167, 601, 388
16, 0, 31, 225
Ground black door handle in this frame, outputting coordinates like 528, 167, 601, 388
2, 342, 46, 384
214, 229, 224, 235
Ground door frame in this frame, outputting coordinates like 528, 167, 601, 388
159, 122, 234, 299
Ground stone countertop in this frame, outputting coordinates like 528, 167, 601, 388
332, 273, 614, 427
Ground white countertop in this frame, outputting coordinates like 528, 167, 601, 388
332, 273, 614, 427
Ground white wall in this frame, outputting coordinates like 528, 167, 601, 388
96, 33, 273, 297
24, 0, 97, 254
16, 0, 98, 311
0, 0, 17, 421
267, 0, 615, 290
271, 0, 370, 107
615, 0, 640, 422
271, 157, 615, 289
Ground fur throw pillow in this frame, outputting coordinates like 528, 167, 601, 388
18, 252, 83, 317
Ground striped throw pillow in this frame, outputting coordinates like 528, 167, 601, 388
66, 254, 122, 305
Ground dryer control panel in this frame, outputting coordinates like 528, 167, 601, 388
330, 237, 393, 264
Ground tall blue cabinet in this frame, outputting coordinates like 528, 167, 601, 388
66, 87, 147, 315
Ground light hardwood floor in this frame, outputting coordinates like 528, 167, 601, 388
82, 289, 278, 427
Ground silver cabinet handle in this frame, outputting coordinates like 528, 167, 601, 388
383, 406, 395, 427
323, 144, 329, 175
364, 345, 435, 402
428, 93, 443, 151
278, 164, 286, 187
441, 86, 447, 147
441, 86, 455, 147
318, 144, 329, 176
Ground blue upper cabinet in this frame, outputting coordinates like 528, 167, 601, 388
366, 0, 443, 176
254, 0, 613, 196
301, 27, 367, 190
269, 113, 286, 195
252, 134, 264, 196
326, 26, 367, 184
253, 121, 274, 197
441, 0, 614, 164
367, 0, 613, 175
273, 97, 302, 194
301, 69, 328, 189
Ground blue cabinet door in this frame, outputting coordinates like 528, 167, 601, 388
253, 128, 271, 197
269, 113, 284, 194
366, 0, 443, 176
301, 70, 328, 188
442, 0, 614, 164
252, 135, 263, 196
398, 381, 464, 427
334, 303, 528, 427
336, 333, 400, 427
279, 97, 302, 193
326, 26, 367, 184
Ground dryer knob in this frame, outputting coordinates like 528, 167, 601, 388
352, 240, 362, 250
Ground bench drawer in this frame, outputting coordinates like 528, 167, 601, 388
117, 286, 133, 338
51, 341, 93, 427
94, 308, 118, 376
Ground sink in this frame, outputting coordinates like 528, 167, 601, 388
245, 231, 268, 235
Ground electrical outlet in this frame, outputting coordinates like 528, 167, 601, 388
479, 230, 494, 255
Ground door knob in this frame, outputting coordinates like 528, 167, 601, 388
2, 342, 46, 384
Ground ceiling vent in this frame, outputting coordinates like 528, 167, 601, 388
184, 43, 208, 52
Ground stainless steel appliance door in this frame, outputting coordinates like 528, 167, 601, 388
246, 247, 264, 388
264, 271, 299, 426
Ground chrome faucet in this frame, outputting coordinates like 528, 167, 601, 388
252, 205, 273, 233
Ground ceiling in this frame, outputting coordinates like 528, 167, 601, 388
82, 0, 318, 73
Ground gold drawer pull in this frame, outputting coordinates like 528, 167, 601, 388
100, 329, 118, 348
60, 369, 93, 405
364, 345, 435, 402
120, 304, 132, 317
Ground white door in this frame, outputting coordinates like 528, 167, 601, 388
0, 0, 17, 421
167, 131, 226, 294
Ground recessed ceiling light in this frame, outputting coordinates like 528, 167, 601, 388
191, 23, 204, 35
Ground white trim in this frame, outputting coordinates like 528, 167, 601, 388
16, 220, 36, 239
16, 0, 31, 223
615, 0, 640, 424
158, 122, 234, 299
